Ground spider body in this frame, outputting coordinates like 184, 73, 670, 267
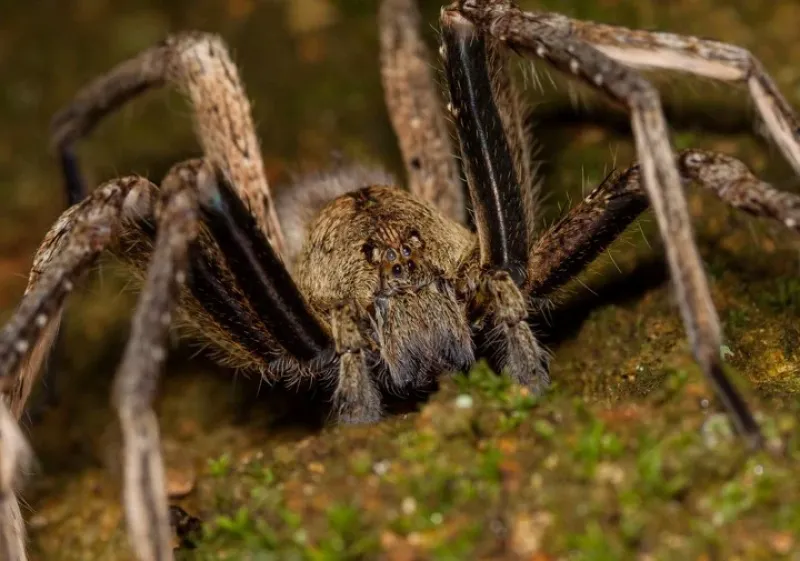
297, 185, 476, 394
1, 1, 800, 560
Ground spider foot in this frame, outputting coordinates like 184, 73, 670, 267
500, 321, 551, 395
483, 271, 551, 395
332, 353, 383, 425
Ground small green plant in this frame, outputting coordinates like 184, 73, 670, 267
207, 453, 232, 477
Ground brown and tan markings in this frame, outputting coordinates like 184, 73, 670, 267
1, 1, 800, 560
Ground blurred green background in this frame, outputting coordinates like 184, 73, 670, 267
1, 0, 800, 559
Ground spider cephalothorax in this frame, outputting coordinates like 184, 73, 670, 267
1, 0, 800, 560
298, 185, 478, 392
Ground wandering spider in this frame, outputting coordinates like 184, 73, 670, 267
1, 0, 799, 559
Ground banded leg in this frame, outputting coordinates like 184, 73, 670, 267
116, 194, 320, 381
116, 160, 336, 560
528, 148, 800, 298
441, 13, 549, 391
1, 179, 154, 417
197, 169, 334, 366
379, 0, 465, 223
450, 0, 761, 447
567, 19, 800, 176
0, 166, 334, 561
50, 32, 286, 256
0, 177, 153, 561
485, 38, 542, 242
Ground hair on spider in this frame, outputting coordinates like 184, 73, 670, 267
1, 0, 800, 559
275, 165, 397, 265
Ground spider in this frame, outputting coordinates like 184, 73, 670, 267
1, 0, 799, 559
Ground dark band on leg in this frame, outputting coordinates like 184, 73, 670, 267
188, 244, 287, 362
137, 219, 286, 363
441, 12, 528, 285
199, 169, 331, 360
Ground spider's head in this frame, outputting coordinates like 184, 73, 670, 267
297, 184, 477, 388
363, 226, 474, 386
297, 184, 472, 308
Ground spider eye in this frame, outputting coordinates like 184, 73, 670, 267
401, 245, 411, 257
386, 248, 398, 262
392, 264, 403, 277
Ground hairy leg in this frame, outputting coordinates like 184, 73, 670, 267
118, 167, 336, 381
441, 12, 549, 391
485, 38, 542, 243
117, 159, 340, 558
0, 177, 153, 561
0, 403, 29, 561
330, 301, 381, 424
1, 178, 154, 417
50, 32, 285, 255
565, 20, 800, 176
379, 0, 465, 223
198, 170, 332, 364
112, 160, 204, 561
117, 203, 312, 384
440, 13, 529, 282
527, 148, 800, 298
451, 0, 761, 447
0, 157, 337, 560
483, 270, 550, 392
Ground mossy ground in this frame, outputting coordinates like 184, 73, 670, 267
0, 0, 799, 559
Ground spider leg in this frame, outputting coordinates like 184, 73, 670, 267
197, 168, 333, 363
527, 166, 647, 299
0, 177, 153, 561
379, 0, 465, 223
0, 403, 29, 561
111, 160, 207, 561
199, 170, 387, 420
1, 179, 153, 417
0, 161, 334, 560
118, 180, 321, 380
49, 32, 286, 255
330, 301, 381, 424
485, 38, 542, 242
440, 14, 529, 281
566, 20, 800, 177
441, 13, 549, 391
450, 0, 762, 448
528, 148, 800, 299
